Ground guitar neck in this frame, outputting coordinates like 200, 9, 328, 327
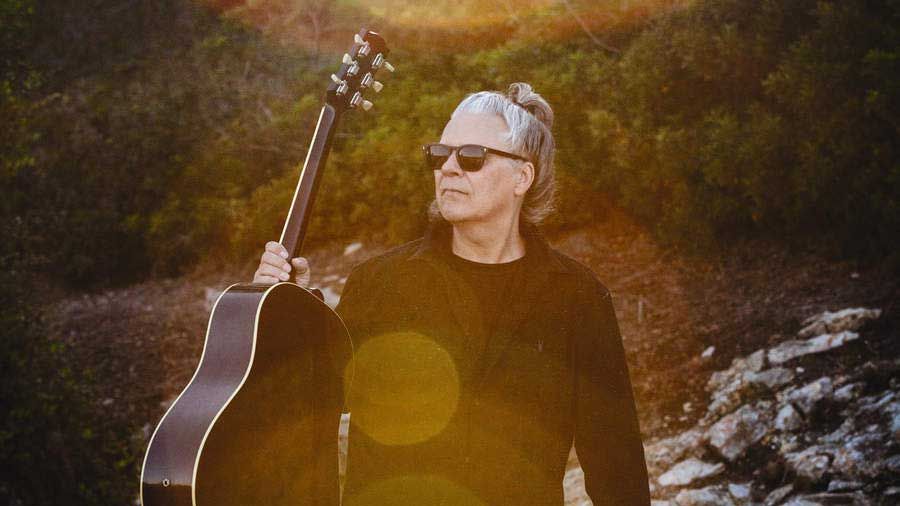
279, 104, 339, 259
277, 28, 391, 259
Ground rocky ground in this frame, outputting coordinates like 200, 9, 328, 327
45, 205, 898, 505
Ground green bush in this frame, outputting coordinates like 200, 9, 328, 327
3, 0, 899, 288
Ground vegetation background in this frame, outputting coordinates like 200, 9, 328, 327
1, 0, 897, 503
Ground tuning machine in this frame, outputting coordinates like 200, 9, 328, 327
330, 74, 349, 96
342, 53, 360, 77
360, 73, 383, 93
354, 34, 371, 58
349, 91, 373, 111
371, 53, 395, 73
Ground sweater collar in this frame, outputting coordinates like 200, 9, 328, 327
408, 218, 569, 274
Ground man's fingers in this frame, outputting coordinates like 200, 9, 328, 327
265, 241, 289, 259
259, 264, 290, 281
263, 251, 291, 272
291, 257, 309, 272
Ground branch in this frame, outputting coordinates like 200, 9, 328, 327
560, 0, 621, 55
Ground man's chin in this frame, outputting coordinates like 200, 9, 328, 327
438, 206, 472, 224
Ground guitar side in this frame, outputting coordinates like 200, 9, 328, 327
140, 282, 352, 506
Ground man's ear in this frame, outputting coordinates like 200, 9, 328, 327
514, 161, 535, 197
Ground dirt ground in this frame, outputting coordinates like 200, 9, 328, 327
552, 207, 898, 442
44, 203, 899, 497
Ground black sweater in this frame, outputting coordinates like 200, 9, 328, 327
336, 221, 650, 505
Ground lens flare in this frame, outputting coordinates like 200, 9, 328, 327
344, 474, 486, 506
344, 331, 460, 446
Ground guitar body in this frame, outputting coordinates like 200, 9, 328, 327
141, 282, 352, 505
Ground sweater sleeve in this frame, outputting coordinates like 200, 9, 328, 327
575, 286, 651, 505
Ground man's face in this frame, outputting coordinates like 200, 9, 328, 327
434, 112, 526, 226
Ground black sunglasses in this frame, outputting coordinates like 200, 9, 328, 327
422, 143, 529, 172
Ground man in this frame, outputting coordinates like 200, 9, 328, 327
254, 83, 651, 505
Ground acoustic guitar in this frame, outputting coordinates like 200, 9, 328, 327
140, 28, 392, 506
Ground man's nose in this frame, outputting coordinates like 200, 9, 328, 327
440, 151, 463, 176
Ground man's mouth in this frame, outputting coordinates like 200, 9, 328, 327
441, 189, 466, 195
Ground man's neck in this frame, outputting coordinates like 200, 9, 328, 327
450, 217, 526, 264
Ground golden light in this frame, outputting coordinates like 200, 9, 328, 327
344, 331, 460, 446
200, 0, 693, 52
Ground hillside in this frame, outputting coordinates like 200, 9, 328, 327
44, 206, 899, 504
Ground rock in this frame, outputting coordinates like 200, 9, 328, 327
883, 400, 900, 441
746, 367, 796, 390
706, 380, 747, 420
343, 242, 363, 256
707, 350, 767, 393
727, 482, 751, 501
767, 331, 859, 365
708, 401, 774, 462
644, 427, 709, 471
562, 464, 590, 505
833, 382, 864, 403
777, 377, 834, 415
884, 454, 900, 474
319, 285, 340, 308
701, 346, 715, 359
707, 367, 796, 422
855, 391, 895, 415
658, 458, 725, 487
784, 445, 832, 484
819, 417, 855, 444
651, 501, 675, 506
798, 307, 881, 338
763, 483, 793, 506
831, 429, 890, 480
782, 491, 872, 506
673, 485, 735, 506
827, 479, 864, 492
772, 432, 802, 454
775, 404, 803, 432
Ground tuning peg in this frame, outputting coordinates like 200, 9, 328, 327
354, 33, 372, 57
330, 74, 349, 95
342, 53, 353, 65
360, 73, 383, 93
372, 54, 395, 73
349, 91, 374, 111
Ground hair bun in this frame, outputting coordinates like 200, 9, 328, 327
507, 82, 554, 130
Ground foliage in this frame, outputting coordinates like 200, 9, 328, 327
0, 175, 137, 504
2, 0, 898, 280
0, 267, 139, 505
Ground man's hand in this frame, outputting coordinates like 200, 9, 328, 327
252, 241, 311, 287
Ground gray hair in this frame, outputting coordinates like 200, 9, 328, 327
429, 82, 556, 225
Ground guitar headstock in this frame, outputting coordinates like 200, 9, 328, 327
327, 28, 393, 114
